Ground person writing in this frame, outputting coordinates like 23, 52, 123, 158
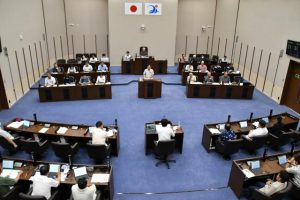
143, 65, 154, 79
79, 75, 91, 85
45, 73, 56, 87
67, 66, 78, 73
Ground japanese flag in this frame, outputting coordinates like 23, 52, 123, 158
125, 3, 142, 15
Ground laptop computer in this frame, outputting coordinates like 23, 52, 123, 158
239, 121, 248, 131
146, 123, 156, 134
74, 166, 89, 181
48, 164, 60, 179
218, 124, 225, 131
278, 155, 287, 167
249, 160, 263, 175
262, 117, 269, 124
1, 160, 20, 179
2, 160, 14, 169
23, 120, 30, 128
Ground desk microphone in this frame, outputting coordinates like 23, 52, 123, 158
114, 119, 118, 127
227, 115, 231, 123
33, 113, 37, 123
269, 109, 273, 118
249, 112, 253, 122
262, 148, 268, 161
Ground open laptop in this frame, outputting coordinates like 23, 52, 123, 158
48, 164, 60, 179
74, 166, 89, 181
1, 160, 20, 179
23, 120, 30, 128
239, 121, 248, 131
218, 124, 225, 131
249, 160, 263, 175
2, 160, 14, 169
262, 117, 269, 124
278, 155, 287, 167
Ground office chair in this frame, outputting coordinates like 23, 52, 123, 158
242, 135, 268, 155
268, 131, 294, 150
51, 142, 79, 166
251, 181, 292, 200
0, 182, 30, 200
19, 190, 60, 200
154, 139, 176, 169
291, 180, 300, 200
139, 46, 148, 56
215, 139, 243, 160
19, 138, 48, 162
0, 136, 21, 154
86, 143, 111, 164
291, 129, 300, 145
83, 53, 90, 58
56, 59, 66, 64
67, 59, 77, 64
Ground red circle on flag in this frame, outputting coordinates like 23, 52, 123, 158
130, 5, 137, 12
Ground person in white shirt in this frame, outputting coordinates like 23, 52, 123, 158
143, 65, 154, 79
81, 55, 88, 62
89, 55, 98, 63
82, 62, 93, 72
92, 121, 109, 145
97, 62, 108, 72
67, 66, 77, 73
95, 74, 106, 84
244, 119, 268, 140
286, 155, 300, 187
0, 127, 18, 149
156, 119, 175, 142
184, 64, 194, 72
187, 73, 197, 84
123, 51, 132, 61
45, 73, 56, 87
221, 55, 230, 63
29, 165, 60, 199
71, 177, 97, 200
100, 53, 109, 62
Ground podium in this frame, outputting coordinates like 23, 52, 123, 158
138, 78, 162, 99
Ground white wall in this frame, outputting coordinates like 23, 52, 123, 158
109, 0, 178, 66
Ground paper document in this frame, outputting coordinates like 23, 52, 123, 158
7, 121, 24, 129
242, 169, 255, 178
39, 127, 49, 133
0, 169, 21, 179
57, 127, 68, 135
209, 128, 221, 135
91, 173, 110, 183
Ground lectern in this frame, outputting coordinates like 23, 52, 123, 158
138, 78, 162, 99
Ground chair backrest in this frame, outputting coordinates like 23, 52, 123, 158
56, 59, 66, 64
156, 140, 175, 156
19, 193, 47, 200
248, 135, 268, 149
86, 143, 108, 163
76, 53, 83, 59
19, 139, 41, 154
270, 181, 293, 200
67, 59, 77, 64
218, 139, 243, 155
291, 180, 300, 199
51, 142, 72, 158
278, 132, 293, 146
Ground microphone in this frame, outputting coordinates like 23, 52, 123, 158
227, 115, 231, 123
33, 113, 37, 123
249, 112, 253, 122
114, 119, 118, 127
290, 142, 295, 156
269, 109, 273, 118
262, 148, 268, 161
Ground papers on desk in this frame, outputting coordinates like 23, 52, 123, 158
0, 169, 21, 179
71, 126, 78, 130
57, 127, 68, 135
242, 169, 255, 178
91, 173, 110, 183
209, 128, 221, 135
106, 82, 111, 85
7, 121, 24, 129
39, 127, 49, 133
212, 82, 220, 85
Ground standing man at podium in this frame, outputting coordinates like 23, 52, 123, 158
143, 65, 154, 79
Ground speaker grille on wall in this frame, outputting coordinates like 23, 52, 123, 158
0, 36, 2, 53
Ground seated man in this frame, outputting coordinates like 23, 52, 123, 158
285, 155, 300, 187
30, 165, 60, 199
219, 71, 231, 84
97, 62, 108, 72
123, 51, 132, 61
211, 64, 222, 73
52, 63, 64, 73
203, 72, 214, 83
67, 66, 78, 73
95, 74, 106, 84
0, 127, 18, 149
92, 121, 110, 145
197, 61, 207, 72
189, 54, 197, 63
82, 62, 93, 72
71, 177, 97, 200
221, 55, 230, 63
268, 116, 284, 137
100, 53, 109, 62
184, 64, 194, 72
140, 47, 148, 57
45, 73, 56, 87
89, 55, 98, 63
63, 75, 75, 84
186, 73, 197, 84
219, 124, 236, 142
81, 55, 88, 62
143, 65, 154, 79
156, 118, 175, 142
79, 75, 91, 85
243, 119, 268, 140
0, 164, 22, 196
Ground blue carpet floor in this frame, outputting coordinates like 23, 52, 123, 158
0, 66, 299, 200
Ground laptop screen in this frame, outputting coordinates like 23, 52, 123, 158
239, 121, 248, 128
49, 164, 60, 173
218, 124, 225, 131
251, 160, 260, 169
262, 117, 269, 124
23, 120, 30, 127
74, 167, 87, 177
2, 160, 14, 169
278, 155, 287, 165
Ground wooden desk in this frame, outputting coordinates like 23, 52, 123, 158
144, 122, 184, 155
4, 119, 120, 156
121, 58, 167, 75
182, 71, 240, 85
228, 150, 300, 198
186, 83, 254, 99
202, 112, 299, 152
58, 62, 110, 72
178, 62, 231, 74
38, 84, 112, 102
51, 71, 111, 84
138, 79, 162, 99
1, 157, 114, 200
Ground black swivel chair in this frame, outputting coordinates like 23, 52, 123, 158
139, 46, 148, 56
86, 143, 110, 164
56, 59, 66, 64
19, 190, 60, 200
268, 131, 294, 149
154, 140, 176, 169
51, 142, 79, 165
242, 135, 269, 155
215, 139, 243, 160
251, 181, 292, 200
19, 139, 48, 161
0, 182, 30, 200
291, 180, 300, 200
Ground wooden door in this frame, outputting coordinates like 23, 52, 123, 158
281, 60, 300, 113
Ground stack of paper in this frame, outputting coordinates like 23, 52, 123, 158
39, 127, 49, 133
242, 169, 255, 178
209, 128, 221, 135
91, 173, 110, 183
7, 121, 24, 129
57, 127, 68, 135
